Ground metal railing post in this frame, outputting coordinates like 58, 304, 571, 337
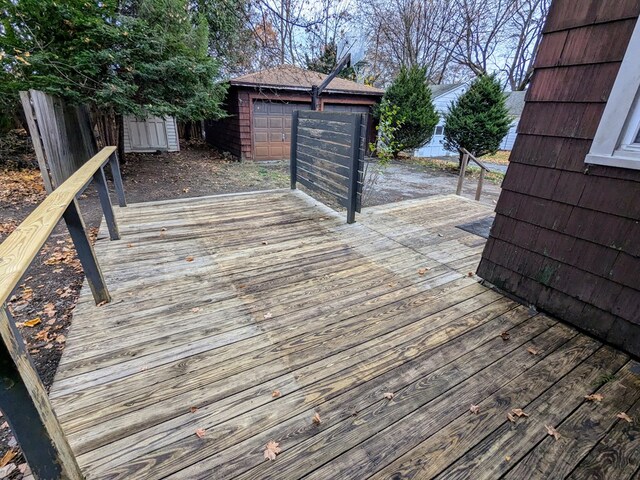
93, 166, 120, 240
290, 110, 299, 190
0, 307, 84, 479
109, 151, 127, 207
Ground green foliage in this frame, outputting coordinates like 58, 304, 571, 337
304, 42, 360, 80
443, 75, 511, 158
0, 0, 227, 121
378, 66, 438, 154
369, 101, 404, 164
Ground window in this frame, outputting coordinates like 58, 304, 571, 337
434, 125, 444, 136
586, 19, 640, 169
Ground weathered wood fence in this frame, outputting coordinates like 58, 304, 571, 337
0, 147, 125, 479
20, 90, 98, 193
290, 111, 365, 223
456, 147, 492, 201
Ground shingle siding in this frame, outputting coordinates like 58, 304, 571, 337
477, 0, 640, 356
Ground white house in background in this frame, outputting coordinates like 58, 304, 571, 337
123, 115, 180, 153
414, 85, 526, 157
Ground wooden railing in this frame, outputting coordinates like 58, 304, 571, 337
456, 147, 491, 201
0, 146, 125, 479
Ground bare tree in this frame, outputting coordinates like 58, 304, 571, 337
361, 0, 460, 86
447, 0, 518, 77
502, 0, 550, 90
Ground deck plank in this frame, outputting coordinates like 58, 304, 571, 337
46, 191, 640, 480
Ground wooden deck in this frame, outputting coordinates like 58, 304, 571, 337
50, 190, 640, 479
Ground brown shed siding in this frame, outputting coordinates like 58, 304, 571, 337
477, 0, 640, 356
206, 84, 381, 161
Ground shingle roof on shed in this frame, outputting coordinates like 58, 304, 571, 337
230, 65, 384, 95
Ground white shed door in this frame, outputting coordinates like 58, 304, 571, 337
128, 116, 168, 150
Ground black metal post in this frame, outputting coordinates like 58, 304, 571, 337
92, 167, 120, 241
109, 152, 127, 207
0, 307, 83, 479
63, 199, 111, 305
311, 86, 319, 111
290, 110, 300, 190
346, 114, 362, 224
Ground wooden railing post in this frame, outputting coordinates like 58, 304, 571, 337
0, 307, 84, 479
92, 166, 120, 241
109, 152, 127, 207
63, 199, 111, 305
290, 110, 299, 190
476, 168, 485, 201
456, 152, 469, 196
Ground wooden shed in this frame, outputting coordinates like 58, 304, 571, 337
205, 65, 384, 160
123, 115, 180, 153
478, 0, 640, 356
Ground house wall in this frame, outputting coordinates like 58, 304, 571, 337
206, 86, 381, 160
477, 0, 640, 356
499, 120, 519, 151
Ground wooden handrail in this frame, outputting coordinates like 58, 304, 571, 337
456, 148, 492, 201
0, 146, 116, 306
0, 145, 125, 480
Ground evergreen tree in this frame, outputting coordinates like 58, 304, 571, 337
378, 66, 438, 154
443, 75, 511, 163
0, 0, 227, 146
304, 42, 359, 80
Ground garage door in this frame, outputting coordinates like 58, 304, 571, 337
253, 101, 310, 160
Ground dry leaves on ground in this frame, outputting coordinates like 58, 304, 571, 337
470, 404, 480, 414
500, 331, 510, 341
511, 408, 529, 418
545, 424, 560, 440
263, 441, 281, 461
507, 412, 516, 423
585, 393, 603, 403
0, 449, 16, 468
23, 317, 41, 327
617, 412, 633, 423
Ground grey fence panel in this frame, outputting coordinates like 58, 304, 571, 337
290, 110, 365, 224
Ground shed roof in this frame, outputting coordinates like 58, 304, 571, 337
230, 65, 384, 96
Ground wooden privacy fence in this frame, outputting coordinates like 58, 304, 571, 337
20, 90, 98, 193
290, 111, 365, 223
0, 147, 125, 479
456, 147, 492, 201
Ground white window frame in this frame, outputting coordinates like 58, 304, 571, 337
585, 19, 640, 170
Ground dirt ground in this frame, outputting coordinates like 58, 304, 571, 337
0, 142, 502, 478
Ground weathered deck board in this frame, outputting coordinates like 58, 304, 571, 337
48, 190, 640, 479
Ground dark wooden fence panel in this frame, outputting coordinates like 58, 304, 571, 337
290, 111, 365, 223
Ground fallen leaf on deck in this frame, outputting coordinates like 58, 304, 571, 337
617, 412, 633, 423
23, 317, 41, 327
511, 408, 529, 418
505, 456, 511, 462
467, 272, 474, 277
185, 256, 194, 262
195, 428, 206, 438
527, 347, 538, 355
271, 390, 281, 398
545, 424, 560, 440
97, 301, 107, 307
470, 404, 480, 414
585, 393, 603, 403
500, 331, 510, 341
418, 269, 427, 275
312, 412, 321, 425
161, 228, 167, 232
507, 413, 516, 423
263, 312, 272, 319
263, 440, 281, 461
189, 406, 198, 413
127, 243, 134, 248
191, 307, 202, 313
0, 449, 16, 468
383, 392, 395, 400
